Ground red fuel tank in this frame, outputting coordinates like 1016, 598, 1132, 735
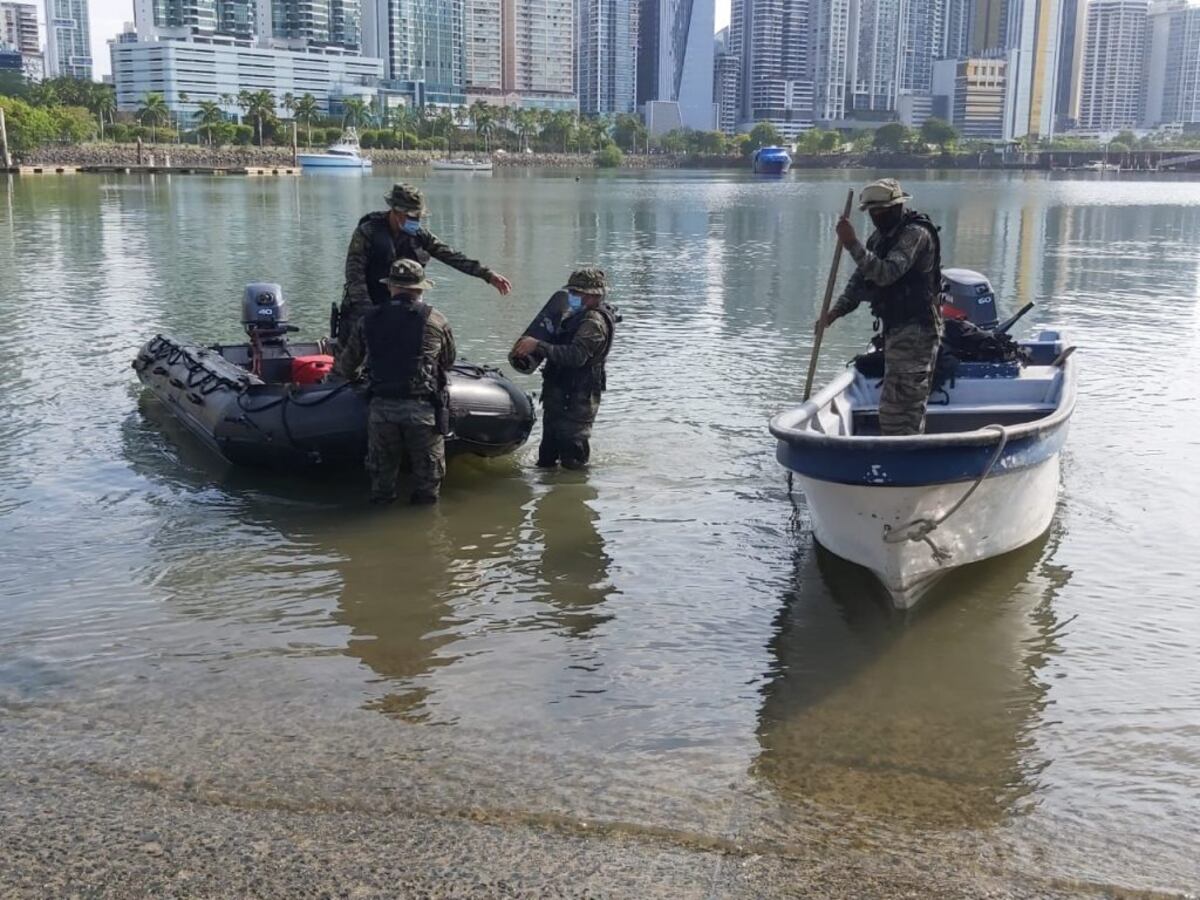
290, 354, 335, 385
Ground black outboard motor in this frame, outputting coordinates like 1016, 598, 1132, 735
242, 282, 292, 343
941, 268, 999, 330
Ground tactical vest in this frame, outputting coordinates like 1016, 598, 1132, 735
361, 212, 431, 307
543, 304, 617, 395
363, 299, 436, 399
868, 210, 942, 331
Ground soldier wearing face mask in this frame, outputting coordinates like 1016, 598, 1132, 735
337, 183, 511, 367
512, 268, 617, 470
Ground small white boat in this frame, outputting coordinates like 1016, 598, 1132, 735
1073, 161, 1121, 173
770, 328, 1077, 610
298, 128, 372, 170
430, 157, 493, 172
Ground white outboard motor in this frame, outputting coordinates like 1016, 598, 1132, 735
242, 282, 291, 342
941, 268, 999, 329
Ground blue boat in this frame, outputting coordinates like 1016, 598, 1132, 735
753, 146, 792, 175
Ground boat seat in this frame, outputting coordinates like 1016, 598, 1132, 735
927, 402, 1057, 416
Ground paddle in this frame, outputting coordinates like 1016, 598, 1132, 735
803, 188, 857, 401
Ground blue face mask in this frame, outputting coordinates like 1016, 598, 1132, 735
402, 218, 421, 235
567, 292, 583, 312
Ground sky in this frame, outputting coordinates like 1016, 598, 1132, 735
84, 0, 733, 78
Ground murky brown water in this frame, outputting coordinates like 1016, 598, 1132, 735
1, 169, 1198, 895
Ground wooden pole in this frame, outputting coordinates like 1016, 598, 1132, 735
803, 188, 856, 401
0, 107, 11, 169
291, 120, 297, 167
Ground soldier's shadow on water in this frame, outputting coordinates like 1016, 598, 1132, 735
755, 525, 1072, 830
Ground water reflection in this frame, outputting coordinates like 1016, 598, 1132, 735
528, 479, 614, 637
755, 525, 1072, 829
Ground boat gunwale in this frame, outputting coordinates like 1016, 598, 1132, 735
769, 340, 1078, 452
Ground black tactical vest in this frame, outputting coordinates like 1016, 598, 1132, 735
362, 213, 432, 307
544, 304, 617, 394
868, 210, 942, 331
364, 299, 435, 398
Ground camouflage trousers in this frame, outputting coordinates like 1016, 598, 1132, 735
366, 397, 445, 503
880, 321, 942, 436
539, 384, 601, 470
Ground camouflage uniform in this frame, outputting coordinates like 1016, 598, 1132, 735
831, 179, 943, 436
338, 183, 495, 353
534, 268, 615, 469
336, 259, 456, 504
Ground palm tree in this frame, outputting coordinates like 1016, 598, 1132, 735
239, 89, 276, 146
342, 97, 370, 130
137, 92, 169, 143
281, 93, 297, 119
469, 99, 495, 152
195, 100, 223, 146
293, 94, 320, 146
94, 90, 116, 141
220, 93, 236, 122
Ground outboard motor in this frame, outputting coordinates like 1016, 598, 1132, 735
242, 282, 291, 343
941, 268, 999, 330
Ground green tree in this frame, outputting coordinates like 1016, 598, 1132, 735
49, 105, 96, 142
238, 89, 277, 146
745, 120, 783, 155
873, 122, 911, 152
920, 117, 958, 151
94, 89, 116, 140
0, 95, 54, 156
293, 94, 320, 146
137, 92, 169, 143
341, 96, 370, 130
658, 129, 688, 153
194, 100, 223, 146
595, 143, 623, 168
612, 112, 647, 153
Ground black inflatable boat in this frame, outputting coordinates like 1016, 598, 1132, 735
132, 283, 535, 468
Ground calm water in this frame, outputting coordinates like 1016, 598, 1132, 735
1, 169, 1198, 894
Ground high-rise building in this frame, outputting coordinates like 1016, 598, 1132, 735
576, 0, 637, 114
1, 1, 42, 79
1144, 0, 1200, 127
635, 0, 714, 130
1, 1, 38, 53
970, 0, 1008, 52
1055, 0, 1085, 128
44, 0, 91, 79
362, 0, 465, 100
848, 0, 901, 113
943, 0, 972, 59
811, 0, 850, 121
464, 0, 575, 109
131, 0, 259, 39
952, 56, 1007, 138
1077, 0, 1147, 130
899, 0, 945, 95
712, 26, 739, 133
728, 0, 814, 134
1002, 0, 1063, 139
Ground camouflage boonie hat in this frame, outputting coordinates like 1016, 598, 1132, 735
380, 258, 434, 291
384, 182, 426, 215
564, 267, 608, 297
859, 178, 912, 211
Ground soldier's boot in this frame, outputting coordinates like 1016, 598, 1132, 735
559, 426, 593, 470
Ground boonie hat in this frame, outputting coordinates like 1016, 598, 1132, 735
564, 266, 608, 297
384, 183, 426, 215
380, 258, 434, 291
858, 178, 912, 211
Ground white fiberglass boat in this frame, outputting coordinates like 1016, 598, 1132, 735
430, 157, 493, 172
298, 128, 372, 170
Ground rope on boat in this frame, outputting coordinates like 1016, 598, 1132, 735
881, 424, 1009, 564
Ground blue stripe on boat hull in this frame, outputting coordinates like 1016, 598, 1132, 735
775, 420, 1070, 487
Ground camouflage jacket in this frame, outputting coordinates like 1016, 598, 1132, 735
342, 211, 495, 310
334, 299, 456, 384
831, 218, 937, 323
538, 309, 612, 387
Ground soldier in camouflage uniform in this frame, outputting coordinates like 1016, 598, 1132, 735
819, 178, 944, 436
338, 183, 510, 368
335, 258, 456, 505
512, 268, 616, 469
